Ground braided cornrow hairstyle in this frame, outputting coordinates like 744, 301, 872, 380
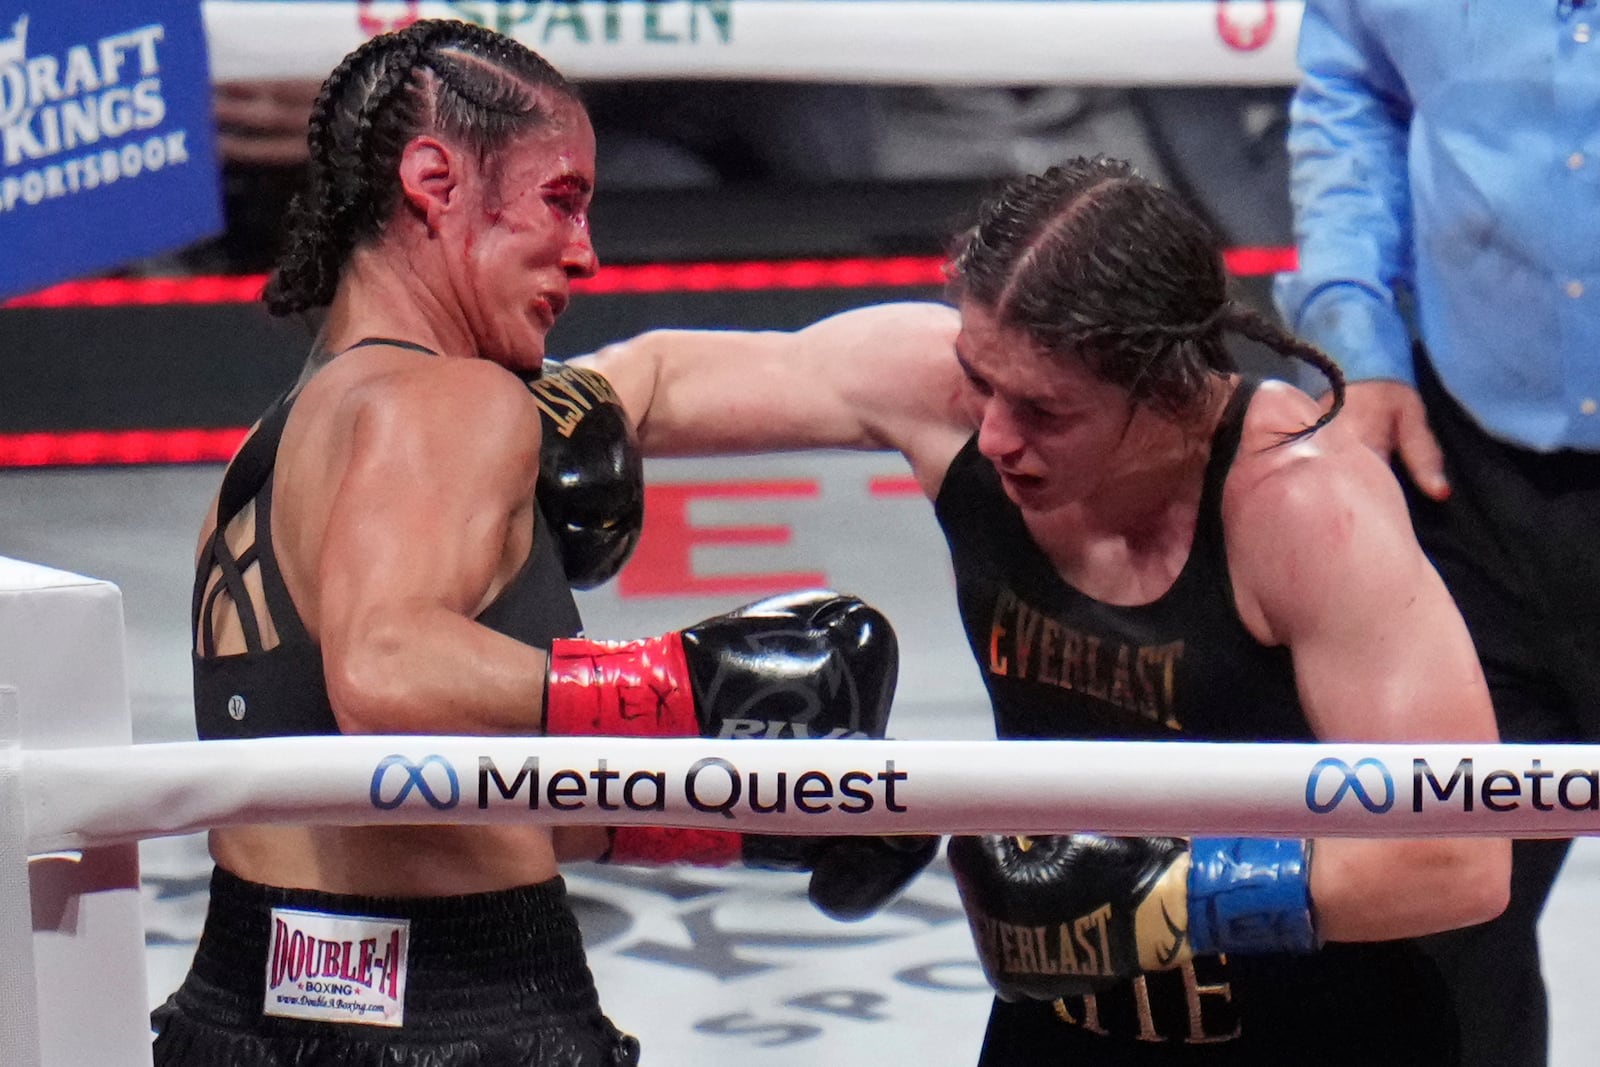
264, 19, 581, 317
1217, 301, 1345, 441
947, 156, 1343, 439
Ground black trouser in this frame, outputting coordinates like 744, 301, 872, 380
1405, 348, 1600, 1067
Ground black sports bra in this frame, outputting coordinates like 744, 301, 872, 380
190, 337, 582, 739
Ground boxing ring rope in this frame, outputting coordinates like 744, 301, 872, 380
17, 735, 1600, 856
203, 1, 1304, 86
11, 726, 1600, 1067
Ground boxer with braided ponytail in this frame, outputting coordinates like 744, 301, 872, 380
264, 18, 578, 320
159, 19, 916, 1067
577, 156, 1509, 1065
157, 21, 649, 1067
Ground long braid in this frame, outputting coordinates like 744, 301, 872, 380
263, 19, 580, 318
1219, 302, 1346, 440
263, 42, 378, 315
350, 32, 432, 235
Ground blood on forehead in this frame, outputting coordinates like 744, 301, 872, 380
542, 173, 592, 197
481, 119, 595, 214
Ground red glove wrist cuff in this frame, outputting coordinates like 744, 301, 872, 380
544, 633, 699, 736
605, 826, 744, 867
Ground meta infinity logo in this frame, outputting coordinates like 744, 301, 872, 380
370, 754, 460, 811
1304, 757, 1396, 814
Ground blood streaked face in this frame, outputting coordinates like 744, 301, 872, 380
452, 96, 597, 372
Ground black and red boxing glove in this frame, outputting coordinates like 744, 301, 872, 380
753, 832, 940, 923
544, 590, 937, 920
544, 589, 895, 741
524, 360, 644, 590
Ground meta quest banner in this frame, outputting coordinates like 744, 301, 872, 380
0, 1, 222, 300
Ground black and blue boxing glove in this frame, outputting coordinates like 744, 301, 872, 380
948, 833, 1317, 1000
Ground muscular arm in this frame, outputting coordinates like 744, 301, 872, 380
313, 359, 553, 736
1228, 393, 1510, 941
577, 301, 973, 497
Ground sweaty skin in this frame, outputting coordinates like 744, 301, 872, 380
198, 97, 606, 896
581, 301, 1509, 942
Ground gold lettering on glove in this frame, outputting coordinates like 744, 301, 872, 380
973, 904, 1116, 979
1181, 960, 1242, 1044
527, 365, 624, 439
1134, 853, 1195, 973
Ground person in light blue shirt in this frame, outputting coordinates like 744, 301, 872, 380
1276, 3, 1600, 1065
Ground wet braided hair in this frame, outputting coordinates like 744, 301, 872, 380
947, 156, 1343, 439
263, 19, 581, 317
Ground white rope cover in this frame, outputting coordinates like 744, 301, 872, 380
203, 1, 1303, 86
0, 690, 43, 1066
21, 736, 1600, 854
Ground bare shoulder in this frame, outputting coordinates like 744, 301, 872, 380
1221, 379, 1417, 642
280, 350, 543, 514
816, 300, 961, 345
1225, 379, 1394, 513
327, 351, 540, 448
812, 302, 973, 491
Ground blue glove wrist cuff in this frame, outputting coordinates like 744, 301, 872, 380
1187, 837, 1317, 956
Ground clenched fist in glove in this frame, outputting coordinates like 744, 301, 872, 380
543, 589, 938, 921
524, 360, 644, 590
949, 834, 1317, 1000
543, 589, 895, 741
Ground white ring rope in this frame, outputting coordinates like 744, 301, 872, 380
203, 1, 1304, 86
18, 736, 1600, 854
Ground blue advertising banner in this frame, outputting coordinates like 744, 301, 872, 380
0, 1, 222, 300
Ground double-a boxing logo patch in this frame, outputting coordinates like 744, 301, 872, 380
264, 908, 410, 1027
1307, 756, 1600, 815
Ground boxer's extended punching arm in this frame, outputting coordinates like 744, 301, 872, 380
575, 301, 974, 498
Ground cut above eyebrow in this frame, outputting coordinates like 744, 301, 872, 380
543, 174, 592, 195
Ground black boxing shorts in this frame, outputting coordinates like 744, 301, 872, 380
151, 866, 639, 1066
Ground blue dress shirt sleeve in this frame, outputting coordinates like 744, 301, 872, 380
1273, 0, 1417, 386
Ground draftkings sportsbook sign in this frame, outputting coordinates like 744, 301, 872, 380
0, 0, 222, 299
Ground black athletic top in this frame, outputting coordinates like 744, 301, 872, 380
191, 338, 582, 741
934, 379, 1461, 1064
937, 380, 1302, 744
